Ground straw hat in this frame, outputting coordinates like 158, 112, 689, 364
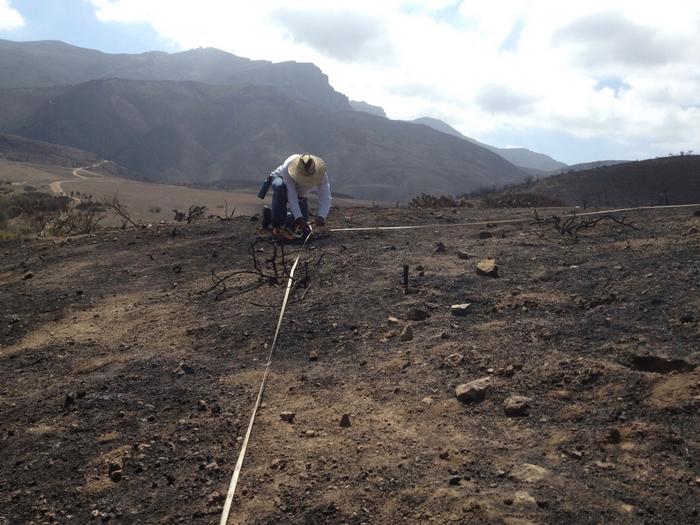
288, 153, 326, 187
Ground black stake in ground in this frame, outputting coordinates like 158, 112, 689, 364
403, 264, 410, 294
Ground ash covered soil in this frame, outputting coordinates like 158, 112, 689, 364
1, 206, 699, 525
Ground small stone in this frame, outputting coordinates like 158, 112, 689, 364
421, 397, 433, 405
476, 259, 498, 277
510, 463, 551, 483
439, 331, 450, 339
305, 430, 315, 437
685, 226, 699, 236
63, 392, 76, 409
434, 242, 447, 253
197, 400, 208, 412
174, 362, 194, 375
280, 411, 296, 423
339, 414, 352, 427
449, 475, 462, 485
204, 461, 219, 471
450, 303, 472, 316
457, 250, 474, 260
308, 350, 319, 361
503, 395, 530, 417
514, 490, 537, 507
22, 271, 34, 280
207, 491, 224, 506
478, 231, 492, 239
455, 377, 491, 404
444, 353, 464, 366
399, 325, 414, 342
406, 308, 429, 321
387, 316, 400, 326
109, 470, 123, 483
439, 451, 449, 460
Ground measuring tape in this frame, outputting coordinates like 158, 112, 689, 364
329, 203, 700, 233
219, 201, 699, 523
219, 232, 312, 525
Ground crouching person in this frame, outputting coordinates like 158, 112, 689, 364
260, 153, 331, 240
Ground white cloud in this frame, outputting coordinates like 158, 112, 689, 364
86, 0, 700, 162
0, 0, 24, 31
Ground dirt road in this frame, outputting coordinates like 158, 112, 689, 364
48, 160, 111, 198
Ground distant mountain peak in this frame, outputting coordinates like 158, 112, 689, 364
412, 116, 567, 173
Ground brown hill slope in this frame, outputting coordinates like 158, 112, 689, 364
502, 156, 700, 207
1, 206, 699, 523
0, 79, 526, 201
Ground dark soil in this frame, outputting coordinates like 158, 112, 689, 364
1, 206, 699, 524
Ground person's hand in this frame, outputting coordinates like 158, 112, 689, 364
314, 216, 326, 227
294, 218, 311, 236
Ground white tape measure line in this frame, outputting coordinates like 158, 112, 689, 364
329, 203, 700, 233
219, 233, 312, 525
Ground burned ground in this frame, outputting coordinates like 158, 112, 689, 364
1, 206, 699, 524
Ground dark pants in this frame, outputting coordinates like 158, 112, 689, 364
270, 176, 309, 228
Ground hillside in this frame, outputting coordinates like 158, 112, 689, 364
505, 155, 700, 207
0, 79, 527, 202
0, 133, 104, 168
412, 117, 568, 173
0, 39, 350, 112
1, 205, 698, 523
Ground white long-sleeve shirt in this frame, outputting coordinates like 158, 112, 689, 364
269, 154, 332, 219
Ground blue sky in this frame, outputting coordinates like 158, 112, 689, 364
0, 0, 173, 53
1, 0, 699, 165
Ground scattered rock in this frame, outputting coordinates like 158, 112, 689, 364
434, 242, 446, 253
421, 397, 433, 405
685, 226, 699, 236
172, 264, 182, 274
305, 430, 315, 437
444, 353, 464, 366
63, 392, 76, 409
450, 303, 472, 316
478, 231, 492, 239
250, 214, 260, 222
510, 463, 550, 483
449, 475, 462, 485
602, 428, 621, 444
513, 490, 537, 507
693, 210, 700, 217
495, 365, 515, 378
109, 470, 123, 483
457, 250, 474, 260
439, 331, 450, 339
476, 259, 498, 277
308, 350, 319, 361
174, 362, 194, 376
197, 400, 208, 412
399, 325, 414, 342
503, 395, 530, 417
387, 316, 400, 326
22, 271, 34, 280
339, 414, 352, 427
280, 411, 296, 423
406, 308, 429, 321
207, 491, 224, 506
455, 377, 491, 404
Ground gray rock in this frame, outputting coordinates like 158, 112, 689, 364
450, 303, 472, 316
478, 231, 492, 239
399, 325, 414, 342
455, 377, 491, 403
503, 395, 530, 417
457, 250, 475, 260
476, 259, 498, 277
339, 414, 352, 427
406, 308, 429, 321
280, 411, 296, 423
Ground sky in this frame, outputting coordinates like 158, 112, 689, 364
1, 0, 699, 165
